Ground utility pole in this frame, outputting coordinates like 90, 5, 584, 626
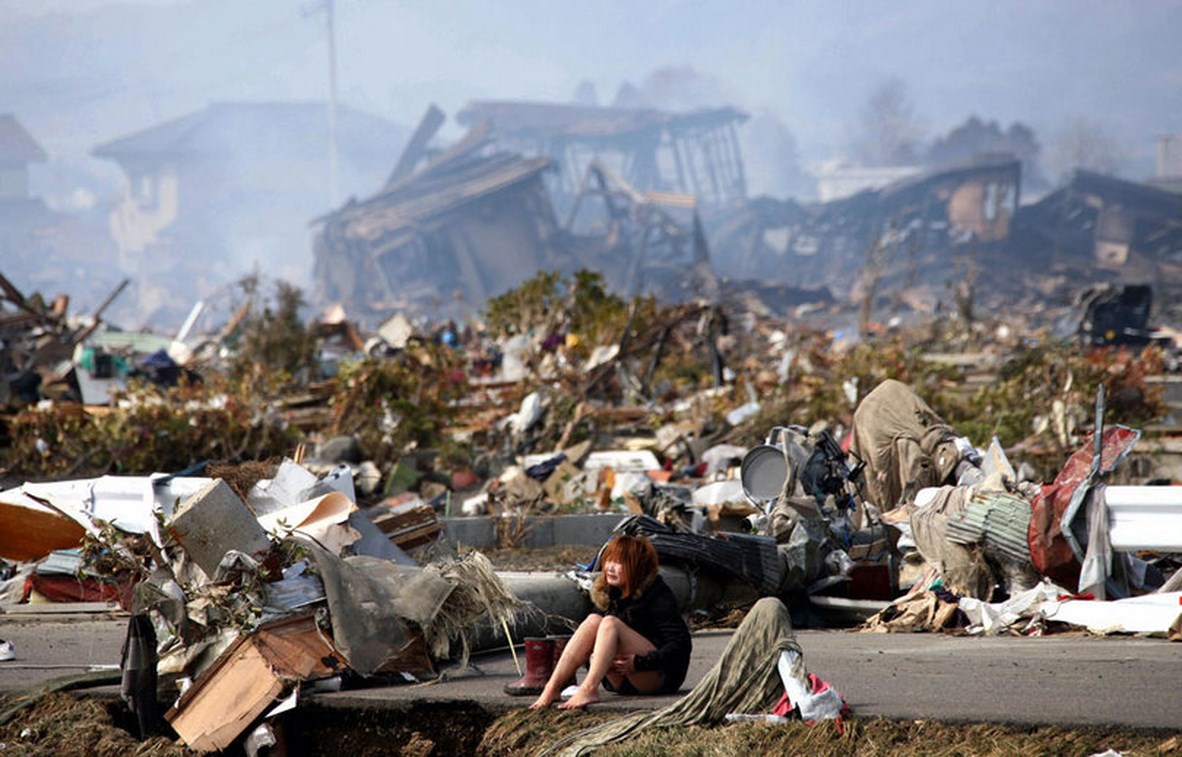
323, 0, 340, 207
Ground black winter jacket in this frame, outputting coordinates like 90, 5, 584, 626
590, 572, 692, 692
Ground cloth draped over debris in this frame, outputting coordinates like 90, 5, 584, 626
853, 381, 1182, 639
536, 597, 842, 757
849, 378, 965, 518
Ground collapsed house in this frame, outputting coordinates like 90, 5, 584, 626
708, 155, 1022, 313
1013, 169, 1182, 294
456, 100, 750, 214
312, 107, 723, 324
707, 158, 1182, 327
312, 146, 562, 320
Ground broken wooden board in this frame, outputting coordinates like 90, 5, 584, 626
0, 491, 87, 562
371, 501, 442, 550
166, 612, 346, 753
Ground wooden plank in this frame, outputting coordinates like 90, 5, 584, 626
168, 642, 285, 753
388, 522, 443, 550
385, 103, 445, 186
166, 612, 345, 753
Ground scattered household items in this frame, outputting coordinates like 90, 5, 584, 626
0, 460, 523, 752
4, 240, 1182, 755
865, 385, 1182, 637
0, 273, 132, 408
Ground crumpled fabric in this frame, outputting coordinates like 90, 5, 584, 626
862, 589, 963, 633
849, 379, 962, 519
1079, 485, 1133, 600
771, 661, 848, 722
541, 597, 806, 757
120, 613, 160, 737
776, 514, 845, 594
910, 487, 994, 600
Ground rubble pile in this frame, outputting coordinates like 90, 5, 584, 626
2, 264, 1182, 753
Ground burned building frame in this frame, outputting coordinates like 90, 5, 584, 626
456, 100, 749, 214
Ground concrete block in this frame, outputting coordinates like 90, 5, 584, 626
440, 513, 626, 549
523, 517, 554, 547
166, 479, 272, 576
441, 517, 496, 548
550, 514, 625, 546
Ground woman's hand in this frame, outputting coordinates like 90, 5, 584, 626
611, 654, 636, 675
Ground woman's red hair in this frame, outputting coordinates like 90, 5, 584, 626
596, 534, 659, 598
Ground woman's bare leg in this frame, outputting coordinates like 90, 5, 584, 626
559, 616, 658, 709
529, 615, 601, 709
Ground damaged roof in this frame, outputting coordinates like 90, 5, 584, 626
322, 152, 553, 243
92, 101, 406, 160
1065, 169, 1182, 219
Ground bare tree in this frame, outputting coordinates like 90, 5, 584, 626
852, 77, 925, 166
857, 224, 892, 337
1048, 116, 1126, 183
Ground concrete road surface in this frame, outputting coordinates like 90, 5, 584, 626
2, 612, 1180, 731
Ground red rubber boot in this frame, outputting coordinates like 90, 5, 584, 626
503, 637, 555, 696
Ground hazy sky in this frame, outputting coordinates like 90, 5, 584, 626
3, 0, 1181, 189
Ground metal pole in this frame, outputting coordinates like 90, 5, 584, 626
325, 0, 339, 207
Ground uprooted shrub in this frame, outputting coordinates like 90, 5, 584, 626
483, 269, 631, 347
0, 371, 303, 479
226, 276, 320, 386
326, 346, 469, 465
483, 269, 723, 395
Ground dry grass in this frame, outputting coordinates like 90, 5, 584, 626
476, 545, 596, 572
0, 692, 194, 757
5, 691, 1179, 756
479, 712, 1182, 757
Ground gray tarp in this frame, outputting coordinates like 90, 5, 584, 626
304, 539, 454, 676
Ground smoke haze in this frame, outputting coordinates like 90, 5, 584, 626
2, 0, 1179, 322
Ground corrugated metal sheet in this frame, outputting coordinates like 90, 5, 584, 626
946, 490, 1031, 563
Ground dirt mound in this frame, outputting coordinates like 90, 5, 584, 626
0, 692, 193, 756
478, 710, 1182, 757
3, 691, 1180, 756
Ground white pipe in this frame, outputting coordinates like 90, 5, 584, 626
1102, 486, 1182, 551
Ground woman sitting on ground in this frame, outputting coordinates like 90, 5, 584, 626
530, 533, 692, 710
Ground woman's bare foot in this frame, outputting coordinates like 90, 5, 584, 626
557, 687, 600, 709
529, 690, 557, 710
